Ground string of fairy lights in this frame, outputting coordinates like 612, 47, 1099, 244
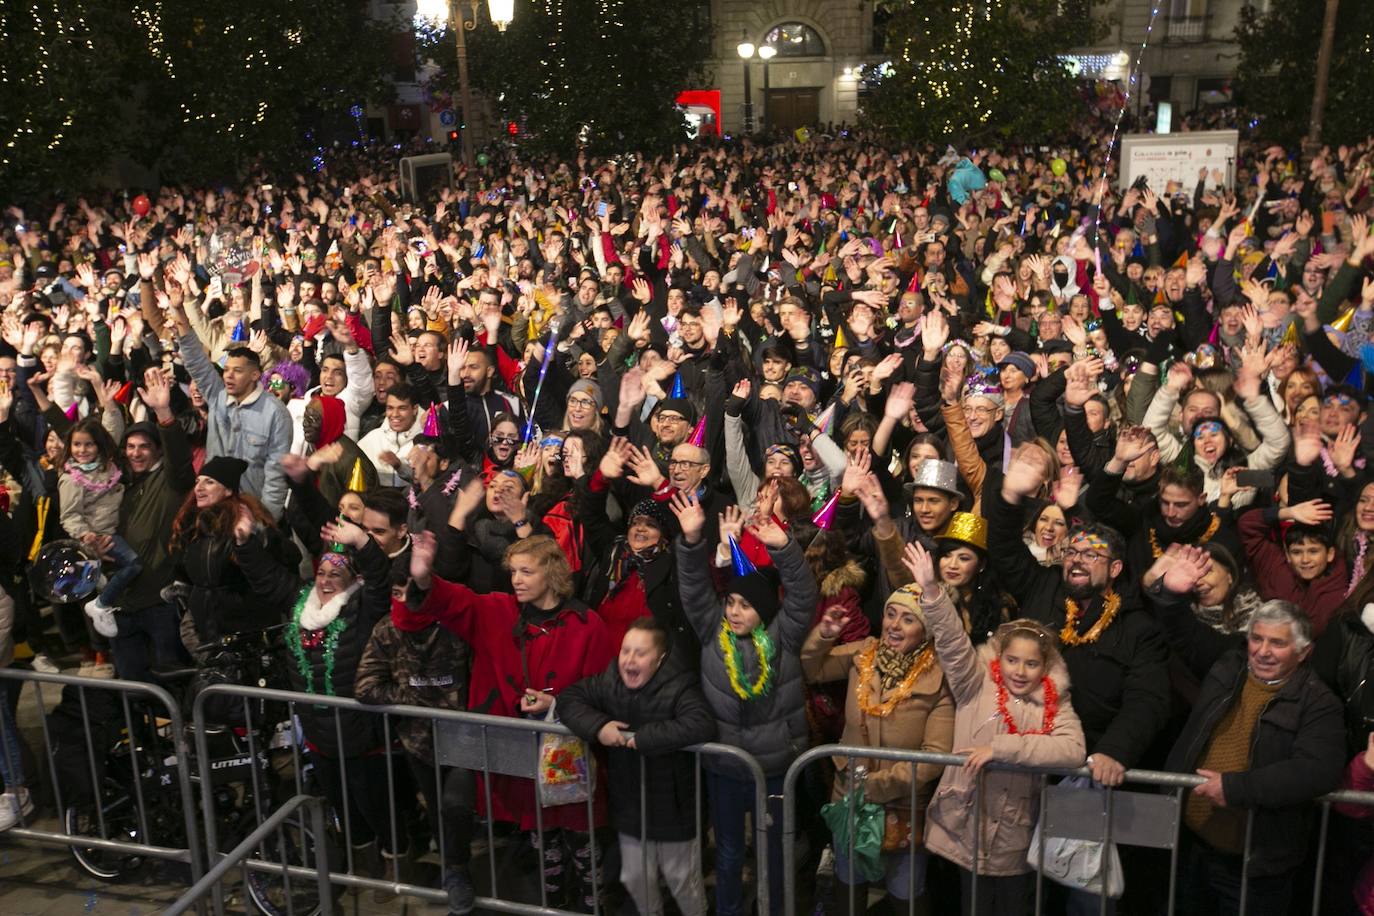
1091, 1, 1164, 225
0, 2, 94, 166
900, 1, 1002, 136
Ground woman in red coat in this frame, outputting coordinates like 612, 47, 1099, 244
407, 531, 615, 912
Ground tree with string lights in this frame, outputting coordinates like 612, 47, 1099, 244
1236, 0, 1373, 146
861, 0, 1102, 147
419, 0, 712, 154
0, 0, 395, 197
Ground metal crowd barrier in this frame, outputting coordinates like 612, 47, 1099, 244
782, 743, 1374, 916
191, 682, 773, 916
165, 795, 332, 916
0, 669, 204, 892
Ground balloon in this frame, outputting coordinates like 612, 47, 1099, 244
132, 193, 151, 216
28, 540, 102, 605
1050, 158, 1068, 177
987, 168, 1006, 183
475, 152, 490, 167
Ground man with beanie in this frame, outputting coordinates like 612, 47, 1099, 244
109, 369, 196, 681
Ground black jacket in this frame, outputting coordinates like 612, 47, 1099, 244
1311, 610, 1374, 756
986, 486, 1171, 767
559, 659, 717, 840
1158, 583, 1345, 876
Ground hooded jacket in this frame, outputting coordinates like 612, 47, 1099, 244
559, 658, 717, 841
676, 535, 818, 778
920, 585, 1085, 876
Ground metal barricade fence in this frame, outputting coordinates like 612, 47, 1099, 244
0, 668, 204, 888
782, 743, 1374, 916
191, 682, 773, 916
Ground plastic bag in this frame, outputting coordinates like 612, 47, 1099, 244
820, 778, 885, 882
536, 706, 593, 808
1026, 776, 1125, 898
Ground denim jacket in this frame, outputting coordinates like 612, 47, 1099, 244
179, 330, 292, 517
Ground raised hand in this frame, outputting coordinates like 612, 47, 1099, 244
669, 489, 706, 545
816, 605, 849, 640
320, 519, 369, 550
748, 514, 789, 549
446, 335, 470, 386
598, 436, 634, 479
1285, 498, 1334, 526
137, 368, 173, 418
1332, 424, 1362, 474
718, 505, 745, 544
410, 530, 437, 590
389, 330, 414, 366
884, 381, 915, 421
901, 540, 939, 593
1002, 443, 1051, 501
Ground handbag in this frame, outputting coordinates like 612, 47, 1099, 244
1025, 776, 1125, 898
536, 704, 594, 808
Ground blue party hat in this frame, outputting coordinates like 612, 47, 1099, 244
728, 536, 757, 577
670, 372, 685, 399
231, 319, 247, 342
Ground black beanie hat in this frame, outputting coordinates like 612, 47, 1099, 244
629, 497, 678, 539
199, 456, 249, 493
728, 567, 782, 627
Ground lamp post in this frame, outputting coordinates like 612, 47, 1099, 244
419, 0, 514, 168
736, 33, 755, 134
758, 43, 776, 133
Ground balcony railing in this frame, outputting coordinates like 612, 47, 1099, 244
1164, 13, 1211, 43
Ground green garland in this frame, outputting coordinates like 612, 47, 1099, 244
718, 618, 776, 700
286, 587, 349, 697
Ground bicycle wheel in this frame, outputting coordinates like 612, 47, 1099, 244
63, 776, 146, 881
242, 817, 326, 916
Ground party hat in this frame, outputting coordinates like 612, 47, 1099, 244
687, 415, 707, 447
112, 381, 133, 405
670, 372, 685, 399
728, 535, 757, 577
346, 458, 368, 494
812, 402, 836, 436
1332, 307, 1357, 333
833, 325, 849, 350
63, 402, 79, 421
1280, 320, 1300, 347
231, 319, 247, 343
906, 270, 922, 292
422, 403, 441, 437
811, 490, 840, 530
893, 229, 904, 250
1172, 251, 1189, 269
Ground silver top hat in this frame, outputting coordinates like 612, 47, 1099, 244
908, 459, 961, 497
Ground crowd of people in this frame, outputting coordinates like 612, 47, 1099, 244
1, 128, 1374, 916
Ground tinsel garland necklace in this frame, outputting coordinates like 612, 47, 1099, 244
718, 619, 775, 700
286, 587, 348, 696
1060, 589, 1121, 646
855, 642, 936, 718
1148, 515, 1219, 558
990, 659, 1059, 736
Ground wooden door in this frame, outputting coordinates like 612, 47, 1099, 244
765, 89, 819, 134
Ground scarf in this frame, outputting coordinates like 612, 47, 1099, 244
607, 538, 668, 591
874, 641, 922, 691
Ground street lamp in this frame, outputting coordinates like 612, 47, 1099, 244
758, 43, 776, 133
736, 33, 756, 134
416, 0, 515, 167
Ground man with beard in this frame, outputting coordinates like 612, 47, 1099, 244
988, 444, 1171, 789
1087, 449, 1241, 583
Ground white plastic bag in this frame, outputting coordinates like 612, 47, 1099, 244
1026, 776, 1125, 899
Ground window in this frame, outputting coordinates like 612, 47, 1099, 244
763, 22, 826, 58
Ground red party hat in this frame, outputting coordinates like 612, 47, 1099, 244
113, 382, 133, 405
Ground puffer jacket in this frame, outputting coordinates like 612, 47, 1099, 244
354, 612, 470, 764
58, 464, 123, 539
801, 629, 955, 841
920, 586, 1086, 877
559, 658, 717, 841
677, 535, 818, 778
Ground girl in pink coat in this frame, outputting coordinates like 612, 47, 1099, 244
901, 541, 1086, 916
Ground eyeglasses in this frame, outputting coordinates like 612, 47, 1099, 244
1063, 548, 1110, 563
566, 396, 597, 409
667, 459, 706, 470
490, 434, 519, 445
964, 405, 999, 417
657, 414, 688, 425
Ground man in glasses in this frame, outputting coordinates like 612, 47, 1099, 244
989, 444, 1170, 797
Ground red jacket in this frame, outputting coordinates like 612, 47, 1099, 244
417, 577, 615, 830
1239, 509, 1347, 637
